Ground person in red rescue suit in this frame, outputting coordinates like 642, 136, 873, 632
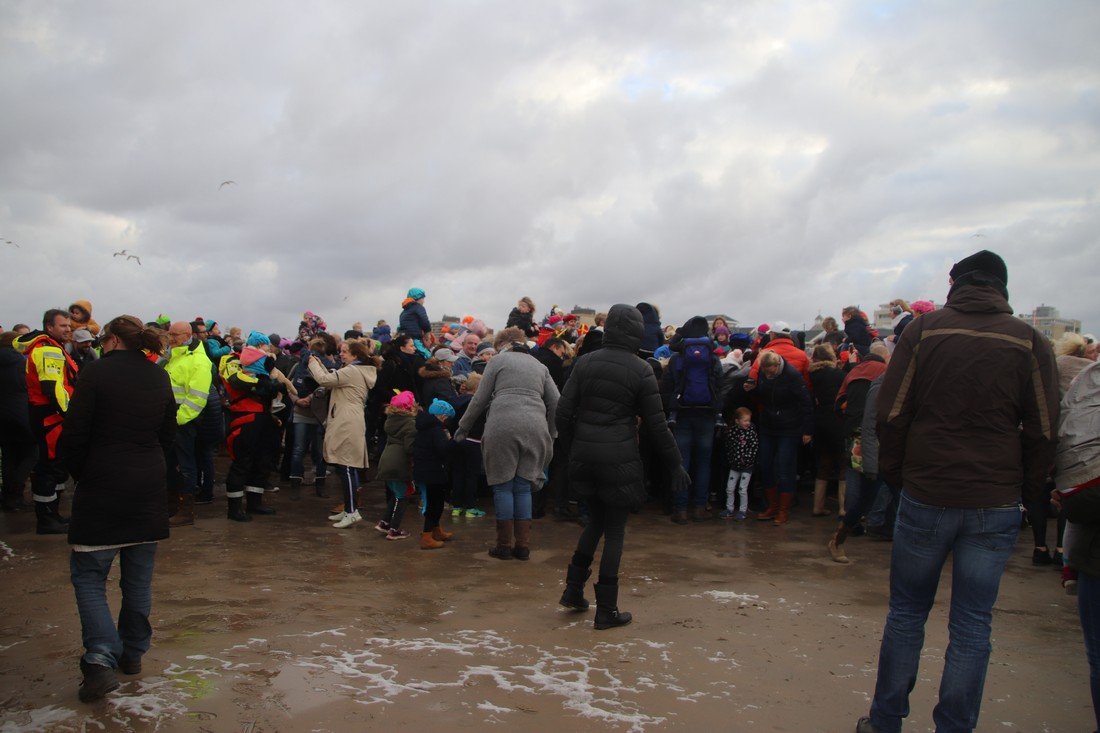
14, 309, 80, 534
219, 341, 285, 521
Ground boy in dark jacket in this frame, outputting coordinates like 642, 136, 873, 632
414, 399, 455, 550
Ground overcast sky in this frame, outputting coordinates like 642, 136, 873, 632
1, 1, 1097, 336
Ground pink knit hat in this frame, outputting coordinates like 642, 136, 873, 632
389, 390, 417, 410
911, 300, 935, 315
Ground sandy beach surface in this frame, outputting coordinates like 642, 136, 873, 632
0, 485, 1086, 733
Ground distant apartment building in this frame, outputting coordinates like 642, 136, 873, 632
1018, 305, 1081, 340
570, 306, 599, 328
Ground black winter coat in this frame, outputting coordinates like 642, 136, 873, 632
399, 300, 431, 339
61, 350, 177, 546
535, 347, 566, 391
556, 304, 683, 509
755, 362, 813, 437
505, 307, 539, 338
0, 345, 30, 429
844, 315, 872, 356
412, 411, 451, 485
809, 363, 845, 448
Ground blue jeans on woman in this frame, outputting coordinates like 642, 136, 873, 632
1079, 571, 1100, 733
70, 543, 158, 669
672, 411, 715, 509
493, 476, 532, 520
290, 422, 326, 479
758, 431, 800, 494
868, 491, 1021, 733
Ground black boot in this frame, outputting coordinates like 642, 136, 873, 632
35, 501, 67, 535
593, 579, 632, 630
227, 496, 251, 522
289, 477, 302, 501
193, 488, 214, 505
78, 658, 120, 703
559, 561, 592, 611
50, 498, 70, 524
314, 475, 329, 498
246, 490, 276, 515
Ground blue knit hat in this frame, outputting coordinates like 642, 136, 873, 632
407, 287, 426, 300
246, 330, 271, 347
428, 398, 455, 418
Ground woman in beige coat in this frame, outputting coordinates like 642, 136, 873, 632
308, 340, 379, 528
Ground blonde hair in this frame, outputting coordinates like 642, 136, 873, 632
464, 373, 482, 393
759, 351, 782, 369
1057, 332, 1087, 358
519, 296, 535, 312
493, 326, 526, 351
594, 312, 608, 327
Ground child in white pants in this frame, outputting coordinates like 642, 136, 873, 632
721, 407, 758, 520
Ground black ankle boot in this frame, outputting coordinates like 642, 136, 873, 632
559, 564, 592, 611
35, 502, 67, 535
314, 476, 329, 498
246, 490, 275, 515
593, 580, 632, 630
78, 658, 120, 703
50, 498, 70, 524
227, 496, 251, 522
289, 477, 302, 501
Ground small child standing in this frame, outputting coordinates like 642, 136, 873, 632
374, 391, 419, 540
414, 398, 456, 549
721, 407, 758, 520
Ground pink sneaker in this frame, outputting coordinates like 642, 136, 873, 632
374, 520, 390, 534
386, 528, 410, 541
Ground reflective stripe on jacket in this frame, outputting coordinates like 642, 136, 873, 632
165, 340, 213, 425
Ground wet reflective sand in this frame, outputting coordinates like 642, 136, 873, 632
0, 486, 1085, 732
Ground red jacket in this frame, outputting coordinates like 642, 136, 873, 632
749, 334, 810, 388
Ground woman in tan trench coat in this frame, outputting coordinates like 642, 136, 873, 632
308, 340, 379, 528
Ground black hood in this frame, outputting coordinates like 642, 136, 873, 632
604, 304, 644, 353
635, 302, 660, 325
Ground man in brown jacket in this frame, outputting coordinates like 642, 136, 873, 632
856, 250, 1059, 733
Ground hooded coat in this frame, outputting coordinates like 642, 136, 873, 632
636, 302, 665, 352
556, 304, 683, 509
307, 360, 377, 468
454, 348, 559, 487
375, 407, 418, 481
69, 299, 100, 336
399, 299, 431, 339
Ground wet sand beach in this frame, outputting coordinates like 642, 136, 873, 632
0, 487, 1086, 732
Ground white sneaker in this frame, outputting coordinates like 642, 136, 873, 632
333, 510, 362, 529
328, 510, 347, 521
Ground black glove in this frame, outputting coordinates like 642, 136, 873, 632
670, 466, 692, 494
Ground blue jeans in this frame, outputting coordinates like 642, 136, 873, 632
71, 543, 158, 669
842, 468, 883, 530
673, 411, 715, 509
174, 420, 198, 495
290, 422, 327, 479
1079, 572, 1100, 733
869, 492, 1021, 733
758, 431, 800, 495
493, 476, 532, 520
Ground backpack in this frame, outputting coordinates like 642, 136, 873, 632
675, 337, 717, 408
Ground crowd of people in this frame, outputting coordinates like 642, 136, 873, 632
1, 249, 1099, 732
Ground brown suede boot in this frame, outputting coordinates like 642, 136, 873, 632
512, 520, 532, 561
420, 531, 444, 550
756, 488, 779, 520
488, 520, 514, 559
432, 525, 454, 542
169, 494, 195, 527
773, 492, 793, 525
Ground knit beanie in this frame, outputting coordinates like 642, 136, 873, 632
389, 390, 417, 411
247, 330, 271, 347
204, 319, 216, 331
476, 341, 496, 355
950, 250, 1007, 285
428, 398, 455, 418
407, 287, 426, 300
910, 300, 935, 315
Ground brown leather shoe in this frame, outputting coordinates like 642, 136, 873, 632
169, 494, 194, 527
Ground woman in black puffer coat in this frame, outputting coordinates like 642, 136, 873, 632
59, 315, 177, 702
556, 304, 689, 630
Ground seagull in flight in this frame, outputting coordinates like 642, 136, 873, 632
5, 240, 17, 248
113, 249, 129, 257
343, 295, 349, 302
126, 254, 142, 266
219, 180, 236, 190
971, 233, 985, 238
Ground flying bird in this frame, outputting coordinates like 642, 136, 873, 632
343, 295, 349, 302
5, 240, 17, 248
126, 254, 142, 266
971, 233, 985, 238
219, 180, 236, 190
113, 249, 129, 257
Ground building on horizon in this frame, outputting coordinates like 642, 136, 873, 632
1018, 305, 1081, 341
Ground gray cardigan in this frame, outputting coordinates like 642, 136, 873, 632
454, 350, 559, 487
861, 375, 884, 479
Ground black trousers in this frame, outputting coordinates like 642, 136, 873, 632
0, 420, 37, 501
573, 495, 630, 581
